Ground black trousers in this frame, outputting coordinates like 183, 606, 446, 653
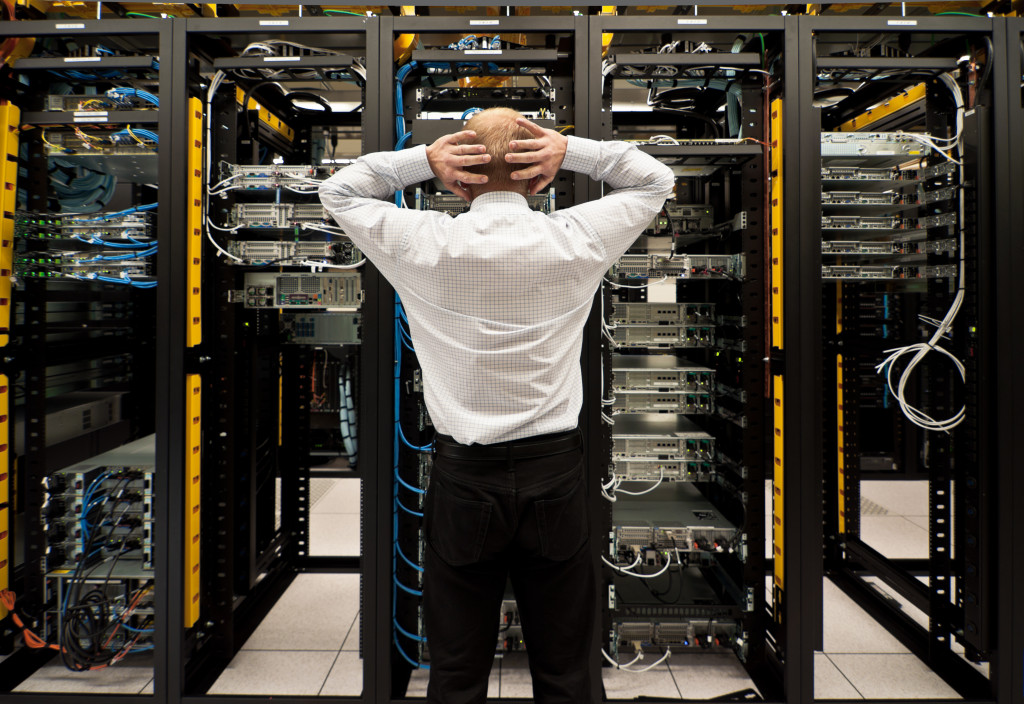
422, 431, 595, 704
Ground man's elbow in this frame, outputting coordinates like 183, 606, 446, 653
656, 163, 675, 199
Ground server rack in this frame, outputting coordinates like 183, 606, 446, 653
376, 13, 590, 699
586, 14, 784, 701
0, 16, 175, 703
175, 16, 378, 702
802, 14, 1002, 701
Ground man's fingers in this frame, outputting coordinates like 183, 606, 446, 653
530, 175, 554, 196
457, 153, 490, 167
508, 138, 544, 152
452, 170, 488, 185
504, 150, 545, 164
453, 144, 487, 155
514, 117, 547, 137
510, 165, 543, 181
445, 129, 477, 144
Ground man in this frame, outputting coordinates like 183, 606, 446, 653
319, 108, 673, 704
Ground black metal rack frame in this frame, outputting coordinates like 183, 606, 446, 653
586, 15, 784, 701
0, 11, 1020, 704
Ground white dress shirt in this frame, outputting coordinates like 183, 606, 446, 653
319, 136, 674, 445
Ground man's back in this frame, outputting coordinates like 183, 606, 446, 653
319, 115, 673, 444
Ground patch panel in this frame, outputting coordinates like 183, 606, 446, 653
45, 94, 159, 112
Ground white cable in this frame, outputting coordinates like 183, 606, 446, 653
601, 553, 674, 579
873, 71, 966, 433
614, 469, 664, 496
604, 275, 668, 289
300, 259, 366, 271
602, 647, 672, 672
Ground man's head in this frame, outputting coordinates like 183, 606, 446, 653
461, 107, 535, 197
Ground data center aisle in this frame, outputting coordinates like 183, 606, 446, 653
195, 477, 964, 699
3, 476, 965, 697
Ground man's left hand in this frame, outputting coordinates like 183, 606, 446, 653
426, 130, 490, 202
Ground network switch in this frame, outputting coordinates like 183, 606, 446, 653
821, 264, 958, 280
281, 313, 361, 345
229, 203, 329, 228
611, 325, 715, 349
610, 302, 715, 325
45, 93, 159, 112
820, 132, 930, 158
612, 253, 745, 280
220, 162, 325, 189
645, 204, 714, 234
226, 240, 359, 266
611, 414, 714, 459
237, 272, 362, 309
820, 161, 955, 182
611, 483, 738, 553
820, 190, 901, 205
611, 458, 716, 483
612, 391, 713, 414
415, 188, 555, 215
821, 238, 958, 256
611, 615, 740, 653
610, 355, 715, 392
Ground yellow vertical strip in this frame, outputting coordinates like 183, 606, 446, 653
837, 353, 846, 535
772, 375, 785, 613
185, 375, 202, 628
187, 97, 203, 347
0, 103, 20, 348
770, 99, 783, 351
0, 507, 7, 620
0, 372, 7, 619
0, 375, 8, 507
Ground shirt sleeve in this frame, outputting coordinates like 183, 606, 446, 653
318, 145, 449, 270
551, 136, 675, 265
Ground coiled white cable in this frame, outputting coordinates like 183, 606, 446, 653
873, 72, 966, 433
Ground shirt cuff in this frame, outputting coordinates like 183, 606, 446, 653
561, 135, 602, 178
393, 144, 436, 187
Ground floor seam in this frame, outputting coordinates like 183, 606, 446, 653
317, 649, 345, 697
824, 652, 866, 699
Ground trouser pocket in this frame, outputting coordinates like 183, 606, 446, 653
534, 462, 588, 561
425, 476, 493, 567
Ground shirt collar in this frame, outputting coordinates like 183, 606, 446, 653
468, 191, 531, 212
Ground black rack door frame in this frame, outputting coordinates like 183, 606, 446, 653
175, 15, 378, 704
0, 17, 173, 704
993, 17, 1024, 704
800, 12, 1007, 704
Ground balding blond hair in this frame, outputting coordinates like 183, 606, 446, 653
463, 108, 534, 194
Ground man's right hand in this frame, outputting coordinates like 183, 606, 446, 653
504, 118, 568, 195
425, 129, 490, 202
